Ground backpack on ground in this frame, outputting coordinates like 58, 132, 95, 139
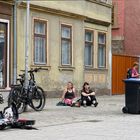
127, 68, 132, 79
0, 103, 36, 130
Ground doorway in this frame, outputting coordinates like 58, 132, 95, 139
112, 54, 139, 95
0, 22, 7, 88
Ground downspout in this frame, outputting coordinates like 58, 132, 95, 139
107, 27, 112, 96
109, 38, 112, 96
13, 0, 17, 84
25, 1, 30, 90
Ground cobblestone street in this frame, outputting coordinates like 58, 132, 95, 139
0, 95, 140, 140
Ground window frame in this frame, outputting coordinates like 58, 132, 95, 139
98, 32, 106, 68
33, 19, 47, 65
99, 0, 108, 3
84, 29, 94, 67
61, 24, 72, 66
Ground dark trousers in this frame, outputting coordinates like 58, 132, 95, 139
81, 95, 97, 106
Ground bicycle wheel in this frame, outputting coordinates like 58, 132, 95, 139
8, 87, 26, 114
30, 86, 46, 111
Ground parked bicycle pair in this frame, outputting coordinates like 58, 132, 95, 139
8, 68, 46, 114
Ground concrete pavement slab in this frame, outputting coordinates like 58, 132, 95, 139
0, 95, 140, 140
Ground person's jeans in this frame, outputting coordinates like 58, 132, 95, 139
81, 95, 97, 106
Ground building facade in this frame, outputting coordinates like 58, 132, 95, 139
124, 0, 140, 55
112, 0, 125, 54
112, 0, 140, 56
112, 0, 140, 95
0, 0, 112, 97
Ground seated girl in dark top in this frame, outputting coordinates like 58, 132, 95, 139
81, 82, 98, 107
61, 82, 76, 106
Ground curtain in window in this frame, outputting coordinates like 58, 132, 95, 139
98, 33, 106, 67
85, 31, 93, 66
98, 34, 105, 44
85, 43, 92, 66
98, 45, 105, 67
61, 25, 71, 65
85, 32, 93, 42
34, 37, 46, 64
62, 40, 70, 65
35, 22, 45, 35
62, 27, 70, 38
34, 21, 46, 64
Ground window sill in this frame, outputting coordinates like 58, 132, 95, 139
30, 65, 51, 70
58, 66, 75, 71
85, 67, 108, 71
85, 67, 94, 71
112, 26, 119, 30
86, 0, 112, 8
97, 68, 108, 71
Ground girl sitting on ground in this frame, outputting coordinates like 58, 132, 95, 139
61, 82, 76, 106
81, 82, 98, 107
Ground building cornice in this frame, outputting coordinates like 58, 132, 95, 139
20, 2, 85, 19
86, 0, 112, 8
0, 0, 14, 5
85, 17, 111, 26
19, 2, 111, 27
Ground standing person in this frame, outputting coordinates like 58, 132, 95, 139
61, 82, 76, 106
81, 82, 98, 107
131, 62, 140, 78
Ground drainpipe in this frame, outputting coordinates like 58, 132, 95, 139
24, 1, 30, 90
109, 24, 112, 96
13, 0, 17, 84
109, 44, 112, 96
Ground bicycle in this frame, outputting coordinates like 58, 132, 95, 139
8, 67, 46, 114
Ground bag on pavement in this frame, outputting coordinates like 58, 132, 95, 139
127, 68, 132, 79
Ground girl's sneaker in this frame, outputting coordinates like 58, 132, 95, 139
94, 102, 98, 107
83, 100, 87, 107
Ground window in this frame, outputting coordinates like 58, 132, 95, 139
100, 0, 107, 3
112, 5, 114, 25
84, 30, 94, 67
112, 3, 118, 28
61, 24, 72, 66
34, 19, 47, 64
98, 33, 106, 68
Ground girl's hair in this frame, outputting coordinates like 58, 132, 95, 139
67, 82, 73, 89
133, 62, 139, 67
82, 82, 89, 90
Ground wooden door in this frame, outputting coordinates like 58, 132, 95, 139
112, 54, 139, 95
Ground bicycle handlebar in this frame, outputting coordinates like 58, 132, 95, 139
20, 67, 43, 73
28, 67, 42, 73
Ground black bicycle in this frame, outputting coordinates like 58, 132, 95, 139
8, 68, 46, 114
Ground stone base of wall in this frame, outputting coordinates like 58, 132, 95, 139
112, 39, 124, 54
96, 88, 111, 96
44, 88, 111, 98
45, 90, 62, 98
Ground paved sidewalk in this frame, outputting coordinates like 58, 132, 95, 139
0, 94, 140, 140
